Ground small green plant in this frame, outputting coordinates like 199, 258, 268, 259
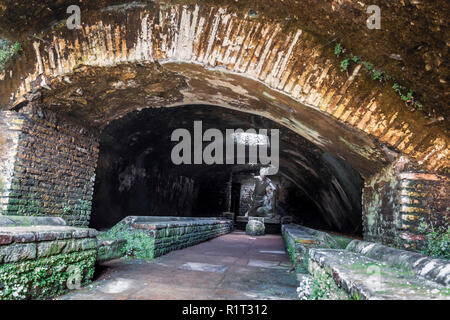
361, 61, 374, 72
329, 43, 425, 112
372, 69, 384, 81
340, 58, 349, 72
418, 218, 450, 259
100, 224, 155, 260
414, 101, 423, 110
392, 83, 402, 93
334, 43, 342, 57
308, 273, 338, 300
350, 54, 359, 63
401, 89, 413, 102
0, 39, 20, 70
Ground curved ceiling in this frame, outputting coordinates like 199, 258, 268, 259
94, 104, 363, 233
0, 2, 447, 175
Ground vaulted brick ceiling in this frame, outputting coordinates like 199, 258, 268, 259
0, 0, 448, 120
0, 0, 448, 175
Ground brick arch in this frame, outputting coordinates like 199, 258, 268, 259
0, 3, 448, 174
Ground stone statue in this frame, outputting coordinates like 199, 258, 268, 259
245, 168, 278, 219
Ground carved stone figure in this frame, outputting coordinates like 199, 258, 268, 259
245, 168, 278, 219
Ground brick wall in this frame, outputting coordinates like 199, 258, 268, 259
0, 225, 98, 299
0, 111, 21, 211
362, 158, 449, 250
0, 108, 99, 227
397, 172, 449, 246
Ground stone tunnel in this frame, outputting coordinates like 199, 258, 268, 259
0, 0, 448, 300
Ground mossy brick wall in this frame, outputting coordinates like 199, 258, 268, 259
0, 108, 99, 227
282, 226, 306, 273
0, 111, 21, 207
0, 226, 98, 300
281, 224, 341, 273
108, 217, 233, 259
151, 221, 233, 257
362, 159, 449, 250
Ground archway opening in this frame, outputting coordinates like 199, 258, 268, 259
90, 104, 363, 236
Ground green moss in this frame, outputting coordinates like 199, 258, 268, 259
418, 218, 450, 259
99, 224, 155, 260
0, 250, 96, 300
334, 43, 342, 57
0, 39, 20, 71
340, 58, 349, 72
330, 234, 354, 249
308, 261, 350, 300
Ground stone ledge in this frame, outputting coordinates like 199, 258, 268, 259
0, 225, 98, 244
308, 248, 449, 300
282, 224, 340, 272
0, 249, 97, 300
347, 239, 450, 286
0, 225, 98, 264
0, 215, 66, 227
103, 216, 233, 259
0, 221, 98, 299
96, 238, 126, 263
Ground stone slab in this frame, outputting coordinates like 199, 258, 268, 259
0, 215, 66, 227
97, 238, 127, 263
259, 250, 286, 254
308, 248, 449, 300
179, 262, 228, 273
247, 259, 288, 269
347, 239, 450, 286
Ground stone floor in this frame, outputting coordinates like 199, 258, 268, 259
57, 231, 299, 300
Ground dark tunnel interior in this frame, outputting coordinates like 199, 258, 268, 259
90, 105, 364, 235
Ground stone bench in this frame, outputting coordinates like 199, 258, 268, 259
347, 239, 450, 286
281, 224, 340, 272
101, 216, 233, 259
96, 238, 127, 263
0, 222, 98, 300
306, 248, 449, 300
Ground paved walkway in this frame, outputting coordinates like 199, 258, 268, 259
58, 231, 299, 300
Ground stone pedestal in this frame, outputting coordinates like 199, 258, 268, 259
222, 211, 235, 221
246, 217, 265, 236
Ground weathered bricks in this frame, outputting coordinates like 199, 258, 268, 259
0, 224, 98, 300
0, 109, 99, 227
0, 225, 98, 262
282, 224, 340, 272
362, 158, 449, 250
111, 216, 233, 258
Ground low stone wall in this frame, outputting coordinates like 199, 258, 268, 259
307, 248, 449, 300
283, 223, 450, 300
96, 238, 127, 263
0, 224, 98, 300
347, 239, 450, 286
0, 215, 67, 227
102, 216, 233, 259
281, 224, 340, 272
